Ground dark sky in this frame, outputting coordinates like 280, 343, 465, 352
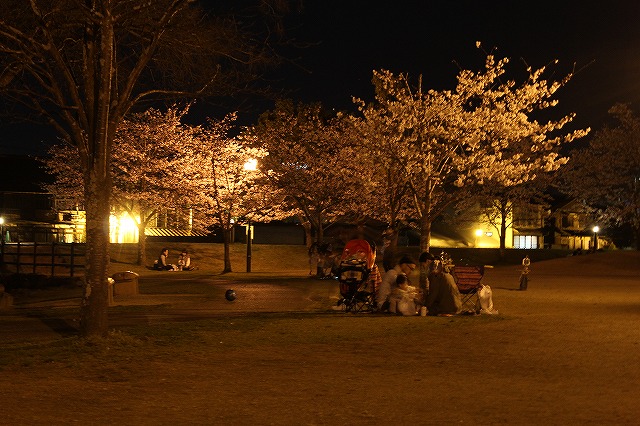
278, 1, 640, 131
2, 1, 640, 154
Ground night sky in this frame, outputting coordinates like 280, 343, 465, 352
2, 1, 640, 154
279, 1, 640, 130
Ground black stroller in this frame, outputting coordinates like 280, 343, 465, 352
336, 239, 377, 313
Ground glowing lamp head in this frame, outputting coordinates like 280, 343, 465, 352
243, 158, 257, 171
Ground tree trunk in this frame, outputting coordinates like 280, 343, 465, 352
222, 225, 232, 273
302, 221, 313, 247
78, 7, 116, 337
419, 215, 432, 253
499, 216, 507, 259
137, 223, 147, 266
316, 221, 324, 245
79, 172, 112, 337
419, 215, 432, 289
382, 227, 399, 272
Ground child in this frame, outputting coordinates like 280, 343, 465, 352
177, 249, 196, 271
388, 273, 423, 315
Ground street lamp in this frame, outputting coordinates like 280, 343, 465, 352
474, 229, 483, 248
592, 226, 600, 251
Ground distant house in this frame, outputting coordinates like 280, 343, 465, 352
544, 199, 604, 251
512, 203, 546, 249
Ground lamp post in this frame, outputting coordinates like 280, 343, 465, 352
246, 220, 252, 273
592, 226, 600, 252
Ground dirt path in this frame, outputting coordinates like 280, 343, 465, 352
1, 252, 639, 425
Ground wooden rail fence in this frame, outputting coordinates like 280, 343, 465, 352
0, 241, 85, 277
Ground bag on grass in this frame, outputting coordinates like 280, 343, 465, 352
478, 284, 498, 315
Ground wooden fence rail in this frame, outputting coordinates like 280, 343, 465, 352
0, 241, 85, 277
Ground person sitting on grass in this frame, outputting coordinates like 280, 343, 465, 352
425, 260, 462, 316
153, 248, 177, 271
377, 255, 417, 312
177, 249, 197, 271
388, 273, 423, 315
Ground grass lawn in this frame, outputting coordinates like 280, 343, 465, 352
1, 246, 638, 424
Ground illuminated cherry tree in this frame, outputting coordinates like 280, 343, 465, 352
189, 118, 276, 273
561, 103, 640, 249
248, 100, 373, 245
44, 106, 203, 266
355, 47, 589, 252
111, 106, 203, 266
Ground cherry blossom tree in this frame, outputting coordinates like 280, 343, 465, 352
189, 118, 274, 273
44, 106, 205, 266
561, 103, 640, 249
248, 100, 373, 246
354, 47, 589, 253
111, 106, 202, 266
0, 1, 288, 336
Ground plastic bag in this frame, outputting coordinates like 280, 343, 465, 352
478, 284, 498, 315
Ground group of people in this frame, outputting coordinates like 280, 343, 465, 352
153, 248, 197, 271
370, 251, 463, 316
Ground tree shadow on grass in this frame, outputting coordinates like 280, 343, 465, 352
26, 312, 79, 337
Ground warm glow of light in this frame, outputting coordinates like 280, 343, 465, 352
120, 215, 137, 235
485, 231, 493, 237
593, 226, 600, 233
0, 217, 4, 225
475, 229, 483, 237
243, 158, 257, 171
110, 213, 139, 243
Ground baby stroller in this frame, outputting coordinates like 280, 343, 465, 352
336, 239, 377, 313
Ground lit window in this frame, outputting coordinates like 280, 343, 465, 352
514, 235, 538, 249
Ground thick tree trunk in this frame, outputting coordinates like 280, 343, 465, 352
78, 6, 115, 337
79, 172, 112, 337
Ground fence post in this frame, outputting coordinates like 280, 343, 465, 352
70, 242, 75, 277
33, 241, 38, 274
51, 241, 56, 277
16, 240, 21, 274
